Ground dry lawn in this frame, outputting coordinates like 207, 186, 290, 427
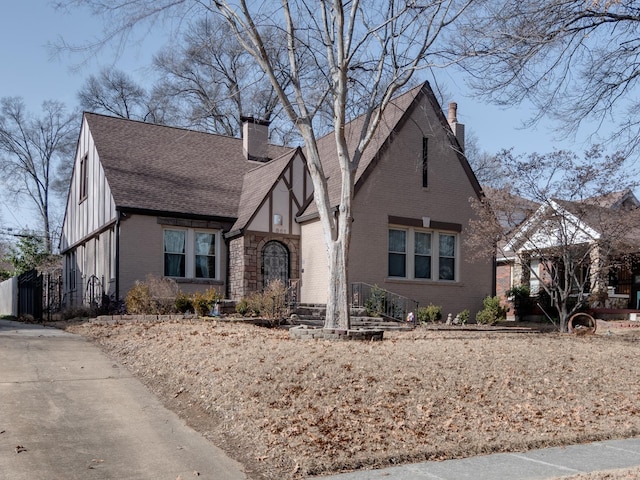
63, 319, 640, 479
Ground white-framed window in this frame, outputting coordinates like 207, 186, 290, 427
164, 228, 219, 279
529, 259, 541, 295
388, 227, 458, 281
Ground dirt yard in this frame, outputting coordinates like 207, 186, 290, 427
62, 319, 640, 480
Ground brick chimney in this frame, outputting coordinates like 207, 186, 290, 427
241, 116, 270, 162
447, 102, 465, 151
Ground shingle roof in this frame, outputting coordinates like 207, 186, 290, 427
85, 113, 292, 219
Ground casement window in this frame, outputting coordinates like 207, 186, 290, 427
388, 227, 458, 281
164, 229, 218, 279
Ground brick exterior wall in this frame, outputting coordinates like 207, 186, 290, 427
496, 261, 513, 317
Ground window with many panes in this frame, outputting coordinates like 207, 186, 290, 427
164, 229, 218, 279
388, 227, 457, 281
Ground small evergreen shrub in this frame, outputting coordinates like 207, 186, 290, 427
235, 298, 249, 315
457, 309, 470, 325
417, 303, 442, 323
175, 292, 193, 314
365, 284, 386, 317
476, 296, 508, 325
192, 288, 222, 317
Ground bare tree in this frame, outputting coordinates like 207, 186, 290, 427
79, 68, 149, 120
58, 0, 485, 328
152, 16, 305, 142
464, 131, 506, 188
455, 0, 640, 155
0, 98, 77, 252
468, 147, 640, 332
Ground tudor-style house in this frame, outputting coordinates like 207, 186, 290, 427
60, 83, 494, 317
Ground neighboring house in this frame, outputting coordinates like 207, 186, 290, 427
496, 189, 640, 316
60, 82, 494, 317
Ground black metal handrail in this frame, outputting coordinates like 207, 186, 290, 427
350, 282, 418, 323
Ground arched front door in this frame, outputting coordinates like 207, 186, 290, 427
262, 241, 289, 289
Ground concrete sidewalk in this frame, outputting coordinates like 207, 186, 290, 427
312, 436, 640, 480
0, 319, 247, 480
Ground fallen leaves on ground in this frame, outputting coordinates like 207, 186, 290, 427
65, 319, 640, 480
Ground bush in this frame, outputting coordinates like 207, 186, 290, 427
61, 304, 96, 320
236, 280, 288, 324
175, 292, 193, 314
125, 274, 179, 314
259, 279, 288, 322
125, 282, 152, 314
417, 303, 442, 323
192, 288, 222, 317
235, 298, 249, 315
457, 309, 470, 325
506, 285, 530, 321
365, 285, 386, 317
476, 296, 508, 325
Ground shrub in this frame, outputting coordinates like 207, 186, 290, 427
417, 303, 442, 323
457, 309, 470, 325
175, 292, 193, 314
192, 288, 222, 317
260, 279, 288, 322
506, 285, 530, 321
125, 274, 180, 314
236, 280, 288, 324
125, 282, 152, 314
61, 305, 96, 320
235, 298, 249, 315
476, 296, 508, 325
365, 284, 386, 317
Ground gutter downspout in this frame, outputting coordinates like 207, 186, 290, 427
115, 210, 121, 302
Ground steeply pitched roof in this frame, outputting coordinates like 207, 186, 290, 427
300, 82, 482, 218
229, 148, 302, 233
84, 113, 292, 219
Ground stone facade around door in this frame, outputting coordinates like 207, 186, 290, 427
228, 233, 300, 301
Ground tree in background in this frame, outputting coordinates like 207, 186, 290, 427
77, 16, 303, 144
456, 1, 640, 156
467, 147, 640, 332
0, 98, 77, 252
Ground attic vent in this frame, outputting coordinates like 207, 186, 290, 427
241, 116, 270, 162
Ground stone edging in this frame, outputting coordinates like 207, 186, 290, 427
289, 325, 384, 341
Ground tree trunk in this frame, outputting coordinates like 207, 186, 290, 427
324, 234, 350, 330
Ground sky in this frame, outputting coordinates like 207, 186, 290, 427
0, 1, 612, 234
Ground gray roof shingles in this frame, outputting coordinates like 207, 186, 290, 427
85, 113, 292, 219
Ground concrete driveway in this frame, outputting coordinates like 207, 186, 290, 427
0, 319, 247, 480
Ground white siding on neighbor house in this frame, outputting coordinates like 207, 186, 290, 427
300, 220, 328, 304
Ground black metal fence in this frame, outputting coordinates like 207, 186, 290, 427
17, 269, 62, 321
